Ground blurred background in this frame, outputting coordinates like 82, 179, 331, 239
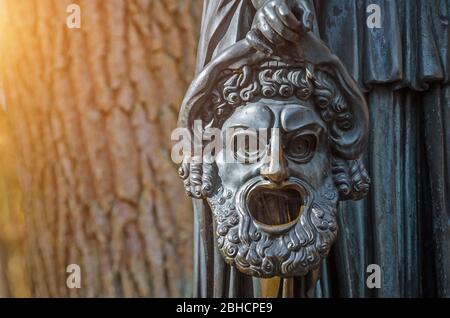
0, 0, 203, 297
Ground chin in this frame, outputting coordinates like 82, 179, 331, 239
208, 176, 339, 278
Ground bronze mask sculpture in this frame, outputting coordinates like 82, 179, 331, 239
177, 29, 370, 280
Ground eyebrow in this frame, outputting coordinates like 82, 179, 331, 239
282, 121, 324, 133
280, 106, 325, 132
283, 123, 323, 136
227, 124, 251, 129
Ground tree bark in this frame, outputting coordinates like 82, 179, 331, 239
0, 243, 11, 297
0, 0, 202, 297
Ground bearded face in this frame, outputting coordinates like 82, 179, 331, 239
207, 98, 339, 278
178, 38, 370, 279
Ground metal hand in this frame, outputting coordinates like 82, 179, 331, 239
252, 0, 314, 46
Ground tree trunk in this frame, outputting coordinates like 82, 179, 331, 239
0, 244, 10, 297
0, 0, 202, 297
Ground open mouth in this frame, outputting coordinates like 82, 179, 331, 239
247, 186, 304, 228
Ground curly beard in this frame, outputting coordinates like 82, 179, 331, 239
207, 176, 339, 278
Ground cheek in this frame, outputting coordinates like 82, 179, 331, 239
215, 150, 261, 188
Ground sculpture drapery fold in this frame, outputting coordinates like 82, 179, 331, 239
183, 0, 450, 298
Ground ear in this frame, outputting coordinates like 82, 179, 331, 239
332, 157, 370, 201
323, 62, 369, 160
178, 156, 217, 199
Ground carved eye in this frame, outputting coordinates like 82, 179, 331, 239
231, 130, 267, 164
285, 134, 316, 163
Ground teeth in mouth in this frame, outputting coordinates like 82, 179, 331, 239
247, 187, 303, 227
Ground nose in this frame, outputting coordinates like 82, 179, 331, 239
261, 128, 289, 183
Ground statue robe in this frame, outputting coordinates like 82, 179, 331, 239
192, 0, 450, 298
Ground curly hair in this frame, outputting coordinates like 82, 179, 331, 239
208, 64, 353, 133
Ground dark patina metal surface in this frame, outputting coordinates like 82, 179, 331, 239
180, 0, 450, 298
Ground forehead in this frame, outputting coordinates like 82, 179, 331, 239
222, 98, 324, 131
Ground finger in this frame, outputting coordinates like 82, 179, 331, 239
183, 179, 192, 197
296, 1, 314, 32
193, 185, 202, 198
276, 2, 301, 31
263, 6, 300, 43
256, 14, 285, 45
246, 29, 274, 55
